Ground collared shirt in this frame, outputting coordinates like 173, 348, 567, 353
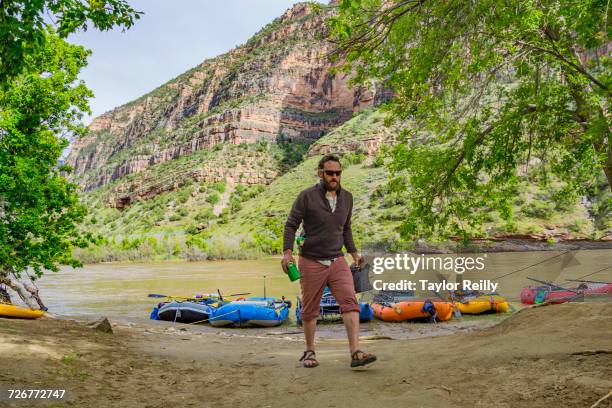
320, 193, 337, 266
325, 191, 337, 213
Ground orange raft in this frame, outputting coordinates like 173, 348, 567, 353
371, 300, 455, 322
454, 295, 510, 315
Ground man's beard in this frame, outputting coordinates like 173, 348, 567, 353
323, 179, 340, 191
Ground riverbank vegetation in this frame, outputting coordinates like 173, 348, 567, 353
75, 108, 610, 264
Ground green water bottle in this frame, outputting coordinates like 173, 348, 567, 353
296, 236, 305, 248
287, 262, 301, 282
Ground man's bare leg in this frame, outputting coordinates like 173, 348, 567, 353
341, 311, 360, 353
302, 318, 318, 367
342, 311, 376, 365
303, 318, 317, 350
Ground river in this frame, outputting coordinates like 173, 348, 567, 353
35, 250, 612, 319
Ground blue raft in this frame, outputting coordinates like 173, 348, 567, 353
209, 297, 290, 327
296, 287, 374, 325
153, 301, 212, 324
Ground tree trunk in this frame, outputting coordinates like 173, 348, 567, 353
0, 285, 10, 303
604, 135, 612, 191
0, 271, 47, 310
561, 45, 611, 191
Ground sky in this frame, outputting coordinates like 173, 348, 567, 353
68, 0, 313, 123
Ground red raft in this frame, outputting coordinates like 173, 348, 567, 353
520, 282, 612, 305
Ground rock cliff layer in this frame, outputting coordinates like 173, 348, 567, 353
66, 2, 390, 193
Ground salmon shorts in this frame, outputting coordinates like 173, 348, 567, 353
298, 255, 360, 321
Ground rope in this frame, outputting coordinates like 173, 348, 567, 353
574, 265, 612, 281
185, 308, 240, 325
184, 303, 288, 326
493, 250, 571, 280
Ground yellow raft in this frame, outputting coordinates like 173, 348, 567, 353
0, 303, 45, 319
454, 295, 510, 314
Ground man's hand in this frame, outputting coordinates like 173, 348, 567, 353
350, 252, 362, 268
281, 249, 296, 274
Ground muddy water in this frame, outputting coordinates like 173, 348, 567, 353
36, 250, 611, 319
37, 258, 299, 319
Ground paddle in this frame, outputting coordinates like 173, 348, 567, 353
565, 279, 611, 285
147, 292, 250, 299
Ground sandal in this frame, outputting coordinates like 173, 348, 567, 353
351, 350, 377, 368
299, 350, 319, 368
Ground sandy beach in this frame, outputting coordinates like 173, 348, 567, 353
1, 302, 611, 408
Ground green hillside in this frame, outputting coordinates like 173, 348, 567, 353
75, 108, 611, 263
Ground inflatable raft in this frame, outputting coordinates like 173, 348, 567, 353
0, 303, 45, 319
155, 301, 212, 324
295, 288, 374, 325
371, 300, 454, 322
520, 282, 612, 305
209, 297, 289, 327
454, 295, 510, 314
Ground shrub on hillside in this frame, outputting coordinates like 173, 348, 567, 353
342, 152, 366, 165
185, 225, 197, 235
212, 182, 226, 193
195, 208, 214, 222
229, 196, 242, 213
217, 208, 229, 224
207, 193, 220, 205
521, 201, 555, 219
373, 152, 385, 167
177, 191, 190, 204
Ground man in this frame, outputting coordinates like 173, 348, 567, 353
282, 155, 377, 368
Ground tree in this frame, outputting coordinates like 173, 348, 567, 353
0, 32, 92, 306
0, 1, 141, 307
0, 0, 141, 83
329, 0, 610, 239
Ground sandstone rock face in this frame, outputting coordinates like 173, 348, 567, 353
66, 2, 391, 192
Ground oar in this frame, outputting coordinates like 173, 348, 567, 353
148, 292, 250, 299
565, 279, 611, 285
527, 277, 578, 293
217, 289, 224, 302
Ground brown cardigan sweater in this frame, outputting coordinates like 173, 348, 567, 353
283, 182, 357, 260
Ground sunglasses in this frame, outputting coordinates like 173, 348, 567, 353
323, 170, 342, 176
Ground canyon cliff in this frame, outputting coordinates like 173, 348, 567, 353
66, 2, 391, 196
